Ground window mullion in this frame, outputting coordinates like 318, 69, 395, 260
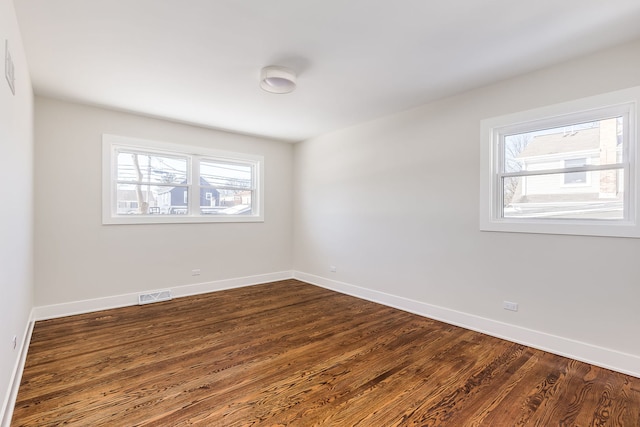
190, 156, 199, 216
501, 163, 626, 179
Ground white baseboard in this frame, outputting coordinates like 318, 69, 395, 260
33, 271, 294, 321
293, 271, 640, 379
1, 313, 35, 427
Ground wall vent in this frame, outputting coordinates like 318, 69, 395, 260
138, 290, 172, 305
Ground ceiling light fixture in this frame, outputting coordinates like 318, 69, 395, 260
260, 66, 296, 94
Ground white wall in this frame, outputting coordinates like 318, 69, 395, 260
34, 97, 293, 308
293, 38, 640, 375
0, 0, 34, 423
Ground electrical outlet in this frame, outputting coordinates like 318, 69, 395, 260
503, 301, 518, 312
191, 269, 201, 276
329, 265, 337, 273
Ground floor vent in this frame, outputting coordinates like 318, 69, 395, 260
138, 290, 172, 305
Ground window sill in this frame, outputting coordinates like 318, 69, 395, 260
480, 217, 639, 238
102, 214, 264, 225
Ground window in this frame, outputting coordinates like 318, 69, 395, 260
102, 134, 264, 224
563, 158, 587, 185
480, 86, 640, 238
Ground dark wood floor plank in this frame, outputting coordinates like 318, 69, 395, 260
133, 306, 422, 425
203, 322, 465, 426
11, 279, 640, 426
18, 288, 358, 397
276, 330, 485, 426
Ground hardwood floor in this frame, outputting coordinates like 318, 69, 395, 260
11, 279, 640, 426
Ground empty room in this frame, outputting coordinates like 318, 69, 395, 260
2, 0, 640, 425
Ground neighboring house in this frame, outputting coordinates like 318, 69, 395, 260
510, 118, 621, 207
217, 190, 252, 215
119, 177, 222, 215
116, 189, 157, 214
167, 178, 221, 214
219, 190, 251, 207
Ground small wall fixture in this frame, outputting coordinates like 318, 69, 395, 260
260, 65, 296, 94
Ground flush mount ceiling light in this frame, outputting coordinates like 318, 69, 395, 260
260, 66, 296, 94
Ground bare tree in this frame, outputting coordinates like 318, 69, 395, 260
131, 154, 149, 214
503, 134, 531, 206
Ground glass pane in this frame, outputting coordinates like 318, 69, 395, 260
200, 189, 252, 215
503, 170, 624, 219
564, 158, 587, 184
503, 117, 623, 174
116, 184, 189, 215
200, 160, 252, 189
117, 151, 188, 185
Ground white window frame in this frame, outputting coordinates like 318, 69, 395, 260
480, 86, 640, 238
102, 134, 264, 224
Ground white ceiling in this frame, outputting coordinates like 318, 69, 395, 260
13, 0, 640, 142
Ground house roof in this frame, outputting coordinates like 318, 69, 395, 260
518, 127, 601, 159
